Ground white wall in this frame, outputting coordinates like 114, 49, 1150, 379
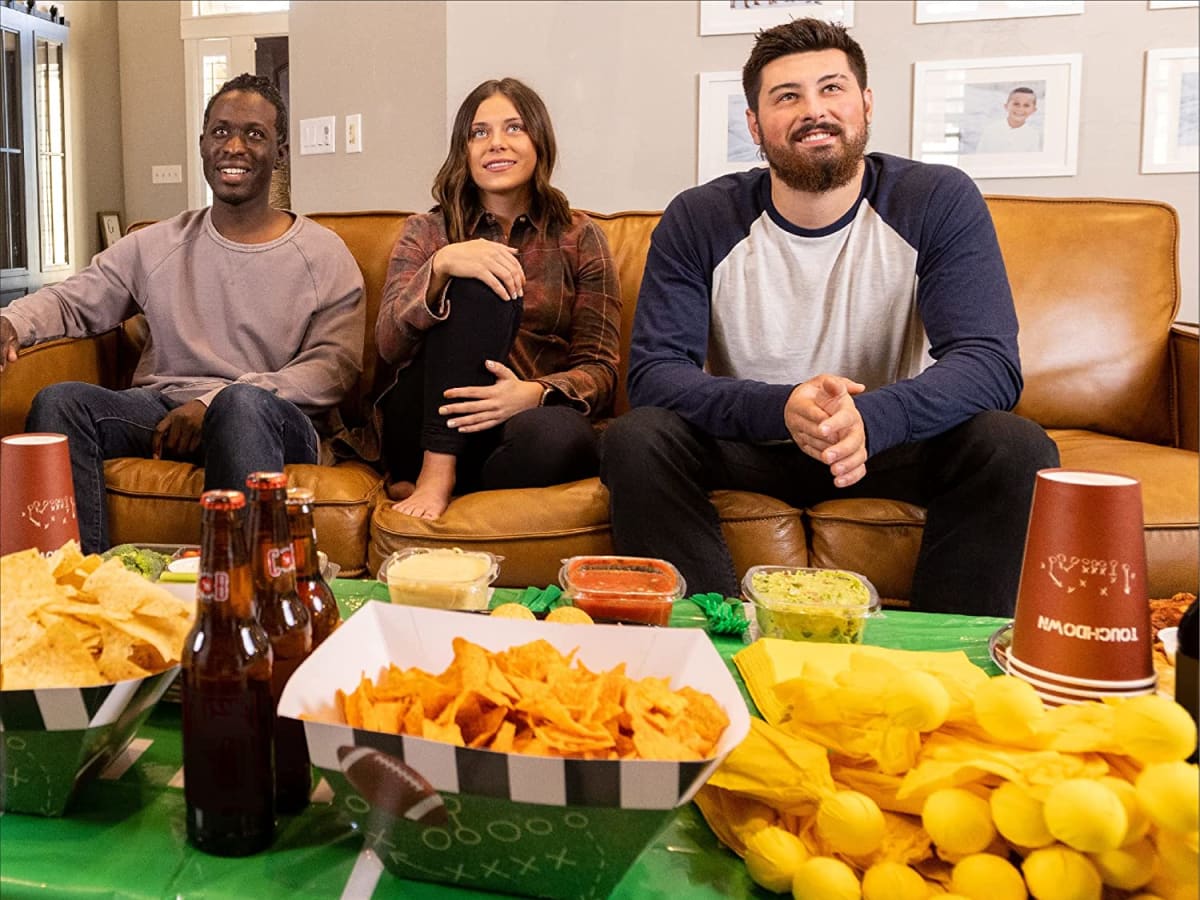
444, 0, 1199, 322
288, 1, 447, 214
113, 0, 1198, 322
117, 0, 189, 223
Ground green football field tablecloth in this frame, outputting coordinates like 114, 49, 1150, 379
0, 579, 1005, 899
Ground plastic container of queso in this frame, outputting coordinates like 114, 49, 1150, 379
558, 555, 685, 626
377, 548, 502, 611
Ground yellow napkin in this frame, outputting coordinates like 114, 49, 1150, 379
734, 638, 989, 726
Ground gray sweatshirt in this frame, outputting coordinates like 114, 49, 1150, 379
1, 208, 364, 420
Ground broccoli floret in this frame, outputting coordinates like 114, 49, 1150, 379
101, 544, 171, 581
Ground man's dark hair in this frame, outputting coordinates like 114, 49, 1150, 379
742, 18, 868, 113
1009, 87, 1037, 99
203, 73, 288, 142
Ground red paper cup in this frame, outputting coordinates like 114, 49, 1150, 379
1010, 469, 1152, 684
0, 433, 80, 555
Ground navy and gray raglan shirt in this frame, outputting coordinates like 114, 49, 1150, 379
627, 153, 1022, 458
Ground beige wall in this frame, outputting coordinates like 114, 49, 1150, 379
116, 0, 188, 223
107, 0, 1198, 321
443, 0, 1199, 322
288, 1, 447, 214
67, 0, 125, 265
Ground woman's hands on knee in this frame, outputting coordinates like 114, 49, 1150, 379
439, 360, 543, 432
432, 240, 525, 301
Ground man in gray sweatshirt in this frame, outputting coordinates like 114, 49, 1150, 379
0, 74, 364, 553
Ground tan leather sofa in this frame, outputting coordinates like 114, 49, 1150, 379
2, 198, 1196, 604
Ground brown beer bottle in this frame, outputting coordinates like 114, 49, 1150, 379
246, 471, 313, 815
182, 489, 275, 856
285, 487, 340, 647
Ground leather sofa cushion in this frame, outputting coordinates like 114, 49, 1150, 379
104, 458, 384, 576
991, 198, 1180, 445
369, 480, 808, 591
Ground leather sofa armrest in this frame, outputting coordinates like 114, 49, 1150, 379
1172, 322, 1198, 452
0, 330, 122, 437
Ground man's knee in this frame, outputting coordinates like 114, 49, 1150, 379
963, 410, 1060, 480
205, 383, 276, 422
599, 406, 691, 487
602, 406, 685, 457
27, 382, 98, 429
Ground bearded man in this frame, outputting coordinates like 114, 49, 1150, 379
599, 19, 1058, 617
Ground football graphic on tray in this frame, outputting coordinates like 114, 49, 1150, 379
337, 746, 448, 826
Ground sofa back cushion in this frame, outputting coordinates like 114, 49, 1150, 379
986, 196, 1180, 445
307, 211, 411, 427
582, 210, 662, 416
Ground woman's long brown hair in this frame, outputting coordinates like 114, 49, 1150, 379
433, 78, 572, 243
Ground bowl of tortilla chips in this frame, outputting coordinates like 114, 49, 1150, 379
0, 541, 194, 815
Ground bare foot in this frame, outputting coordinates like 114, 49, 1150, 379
391, 451, 455, 520
386, 479, 415, 502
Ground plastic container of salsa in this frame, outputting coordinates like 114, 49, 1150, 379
558, 555, 685, 626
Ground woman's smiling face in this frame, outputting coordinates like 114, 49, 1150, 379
467, 93, 537, 205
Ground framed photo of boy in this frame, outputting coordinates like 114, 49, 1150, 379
914, 1, 1084, 24
911, 54, 1082, 179
697, 71, 766, 185
98, 212, 123, 249
699, 0, 854, 36
1141, 47, 1199, 174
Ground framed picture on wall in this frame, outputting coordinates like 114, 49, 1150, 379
911, 54, 1082, 178
97, 212, 123, 249
697, 71, 767, 185
699, 0, 854, 36
1148, 1, 1197, 9
915, 1, 1084, 23
1141, 47, 1199, 173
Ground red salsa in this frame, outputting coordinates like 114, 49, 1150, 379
562, 556, 681, 626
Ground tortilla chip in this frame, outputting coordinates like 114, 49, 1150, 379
2, 621, 105, 689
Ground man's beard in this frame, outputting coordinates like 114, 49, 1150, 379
760, 122, 869, 194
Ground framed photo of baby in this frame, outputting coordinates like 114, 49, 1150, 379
912, 54, 1082, 179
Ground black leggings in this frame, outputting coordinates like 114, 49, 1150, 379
379, 277, 599, 494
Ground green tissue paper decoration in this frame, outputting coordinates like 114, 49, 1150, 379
688, 592, 749, 636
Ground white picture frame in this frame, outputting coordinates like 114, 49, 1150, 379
1148, 1, 1198, 9
915, 1, 1084, 23
697, 71, 767, 185
911, 54, 1082, 179
1141, 47, 1199, 174
699, 0, 854, 36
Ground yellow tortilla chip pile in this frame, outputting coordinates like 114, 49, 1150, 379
335, 636, 729, 761
0, 541, 195, 690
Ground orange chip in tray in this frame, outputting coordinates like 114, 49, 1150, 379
333, 636, 729, 761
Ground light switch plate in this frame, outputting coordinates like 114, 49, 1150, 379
345, 114, 362, 154
299, 116, 336, 155
151, 165, 182, 184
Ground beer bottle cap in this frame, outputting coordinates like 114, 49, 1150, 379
200, 489, 246, 510
246, 472, 288, 490
286, 487, 315, 505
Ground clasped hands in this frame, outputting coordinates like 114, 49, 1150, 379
785, 374, 868, 488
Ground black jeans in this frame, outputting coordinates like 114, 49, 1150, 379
379, 278, 599, 493
599, 406, 1060, 617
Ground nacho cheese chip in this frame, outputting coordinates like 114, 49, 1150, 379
331, 636, 729, 761
0, 541, 195, 689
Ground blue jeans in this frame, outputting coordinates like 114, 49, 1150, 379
26, 382, 319, 553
